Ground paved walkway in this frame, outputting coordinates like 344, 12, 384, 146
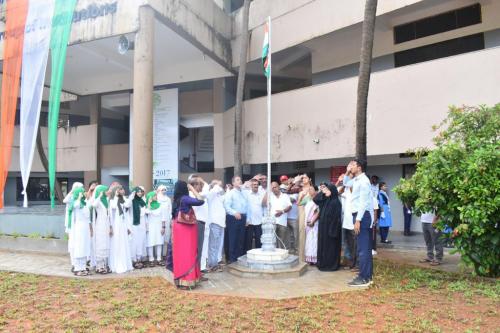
0, 250, 362, 300
376, 248, 463, 274
0, 232, 463, 299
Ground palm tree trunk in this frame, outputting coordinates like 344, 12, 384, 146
233, 0, 251, 178
355, 0, 378, 169
36, 124, 64, 203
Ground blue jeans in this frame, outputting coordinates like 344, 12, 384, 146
354, 212, 373, 281
208, 223, 224, 268
226, 214, 247, 263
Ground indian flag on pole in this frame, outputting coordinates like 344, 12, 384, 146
262, 21, 270, 78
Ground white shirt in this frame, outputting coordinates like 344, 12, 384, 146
341, 188, 354, 230
207, 185, 226, 227
247, 190, 265, 225
371, 184, 379, 199
346, 173, 373, 221
191, 183, 210, 222
269, 192, 292, 227
421, 212, 436, 223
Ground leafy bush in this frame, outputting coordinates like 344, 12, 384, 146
394, 104, 500, 277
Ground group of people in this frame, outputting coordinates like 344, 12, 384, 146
64, 158, 390, 288
64, 181, 172, 276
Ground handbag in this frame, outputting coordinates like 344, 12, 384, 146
177, 208, 197, 225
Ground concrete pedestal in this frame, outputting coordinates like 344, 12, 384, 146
228, 248, 307, 279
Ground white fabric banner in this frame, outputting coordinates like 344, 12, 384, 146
20, 0, 55, 207
153, 89, 179, 196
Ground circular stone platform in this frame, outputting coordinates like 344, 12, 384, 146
227, 249, 307, 279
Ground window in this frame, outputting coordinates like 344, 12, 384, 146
394, 4, 481, 44
394, 33, 484, 67
16, 177, 83, 202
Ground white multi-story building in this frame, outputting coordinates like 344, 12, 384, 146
1, 0, 499, 233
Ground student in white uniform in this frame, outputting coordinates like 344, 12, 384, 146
145, 191, 167, 266
109, 185, 133, 274
85, 181, 98, 271
69, 187, 93, 276
92, 185, 111, 274
63, 182, 84, 272
129, 187, 147, 269
156, 185, 172, 259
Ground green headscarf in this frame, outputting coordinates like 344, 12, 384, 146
146, 191, 160, 210
67, 187, 86, 229
94, 185, 109, 209
132, 187, 146, 225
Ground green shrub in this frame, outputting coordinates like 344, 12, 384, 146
394, 104, 500, 277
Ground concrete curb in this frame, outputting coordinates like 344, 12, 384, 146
0, 236, 68, 255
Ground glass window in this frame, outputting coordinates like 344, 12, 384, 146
394, 33, 484, 67
394, 4, 481, 44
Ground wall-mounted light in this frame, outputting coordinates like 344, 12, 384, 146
118, 35, 134, 55
313, 138, 320, 144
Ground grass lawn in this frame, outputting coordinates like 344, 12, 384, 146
0, 259, 498, 332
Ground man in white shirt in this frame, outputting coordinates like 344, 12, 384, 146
419, 212, 444, 265
265, 181, 292, 249
246, 178, 265, 250
206, 180, 226, 271
339, 176, 356, 269
344, 159, 373, 287
189, 175, 210, 270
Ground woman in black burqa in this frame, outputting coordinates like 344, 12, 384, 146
313, 183, 342, 271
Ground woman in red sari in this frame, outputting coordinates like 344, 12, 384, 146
172, 181, 205, 289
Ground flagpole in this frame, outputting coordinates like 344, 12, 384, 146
266, 15, 272, 216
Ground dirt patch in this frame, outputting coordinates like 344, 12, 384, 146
0, 261, 498, 332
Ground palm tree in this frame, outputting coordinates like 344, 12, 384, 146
355, 0, 378, 169
234, 0, 251, 178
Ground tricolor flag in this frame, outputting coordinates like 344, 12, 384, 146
262, 22, 270, 78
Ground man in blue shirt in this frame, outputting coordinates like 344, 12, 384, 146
224, 176, 249, 263
344, 159, 373, 287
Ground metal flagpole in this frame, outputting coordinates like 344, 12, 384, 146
266, 15, 272, 215
260, 15, 276, 252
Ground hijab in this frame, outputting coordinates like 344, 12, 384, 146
94, 185, 109, 209
146, 191, 160, 210
132, 186, 146, 225
156, 185, 168, 203
110, 185, 126, 216
67, 187, 86, 228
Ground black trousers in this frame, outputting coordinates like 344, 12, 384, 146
403, 210, 412, 234
245, 224, 262, 250
226, 214, 247, 263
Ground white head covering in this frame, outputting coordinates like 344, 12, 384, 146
72, 182, 84, 191
156, 185, 168, 202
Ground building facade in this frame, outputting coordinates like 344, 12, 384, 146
1, 0, 499, 233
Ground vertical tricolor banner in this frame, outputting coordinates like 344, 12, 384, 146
0, 0, 29, 208
20, 0, 56, 208
48, 0, 77, 207
261, 21, 270, 78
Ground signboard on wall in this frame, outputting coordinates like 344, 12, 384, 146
152, 89, 179, 196
129, 88, 178, 196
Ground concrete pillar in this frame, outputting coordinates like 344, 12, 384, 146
131, 6, 154, 190
88, 95, 101, 182
212, 79, 225, 181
